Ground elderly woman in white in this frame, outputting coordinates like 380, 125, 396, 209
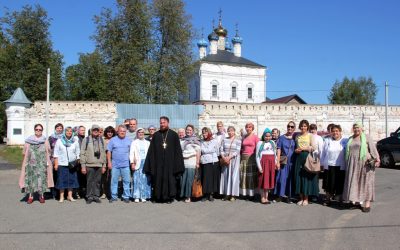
130, 128, 151, 202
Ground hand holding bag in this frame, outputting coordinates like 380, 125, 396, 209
304, 151, 320, 173
219, 139, 234, 166
66, 145, 78, 170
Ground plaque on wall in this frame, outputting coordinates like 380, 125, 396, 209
13, 128, 22, 135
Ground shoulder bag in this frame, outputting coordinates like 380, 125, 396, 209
66, 145, 78, 170
219, 139, 234, 166
304, 151, 320, 173
192, 168, 203, 198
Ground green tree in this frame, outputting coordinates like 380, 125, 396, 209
91, 0, 154, 103
65, 50, 109, 101
0, 5, 65, 101
0, 5, 65, 140
152, 0, 194, 103
328, 77, 377, 105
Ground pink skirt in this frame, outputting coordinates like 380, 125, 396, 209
258, 154, 276, 190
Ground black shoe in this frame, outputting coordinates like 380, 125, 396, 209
109, 198, 118, 203
94, 198, 101, 203
123, 198, 130, 203
86, 199, 93, 204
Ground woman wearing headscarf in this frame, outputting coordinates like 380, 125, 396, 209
342, 122, 380, 212
294, 120, 318, 206
48, 123, 63, 198
274, 121, 296, 203
200, 127, 220, 201
256, 128, 277, 204
130, 128, 151, 202
53, 126, 80, 202
19, 124, 53, 204
239, 122, 260, 198
180, 124, 201, 203
219, 126, 241, 201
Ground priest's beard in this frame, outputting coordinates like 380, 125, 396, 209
160, 127, 169, 132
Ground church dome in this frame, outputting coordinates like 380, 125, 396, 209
232, 35, 243, 44
197, 38, 208, 47
208, 31, 218, 41
214, 25, 227, 37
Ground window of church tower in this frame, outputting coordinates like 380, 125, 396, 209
232, 86, 237, 98
212, 85, 217, 97
247, 87, 253, 99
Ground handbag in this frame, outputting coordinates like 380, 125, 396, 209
304, 151, 320, 173
192, 168, 203, 198
279, 139, 293, 166
219, 139, 234, 166
66, 145, 78, 170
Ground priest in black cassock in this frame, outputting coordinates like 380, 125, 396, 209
144, 116, 184, 203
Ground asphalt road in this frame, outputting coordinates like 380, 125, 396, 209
1, 154, 399, 250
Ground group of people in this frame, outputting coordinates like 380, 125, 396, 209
19, 116, 380, 213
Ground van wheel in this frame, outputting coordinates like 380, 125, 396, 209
380, 151, 394, 168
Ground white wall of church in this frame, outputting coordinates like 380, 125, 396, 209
195, 63, 266, 103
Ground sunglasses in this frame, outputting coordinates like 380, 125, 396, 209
35, 129, 43, 131
287, 125, 295, 129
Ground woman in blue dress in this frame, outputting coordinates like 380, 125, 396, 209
274, 121, 296, 203
130, 128, 151, 202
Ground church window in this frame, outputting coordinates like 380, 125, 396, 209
212, 85, 218, 97
232, 86, 237, 98
248, 87, 253, 99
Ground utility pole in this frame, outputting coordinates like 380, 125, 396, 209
46, 68, 50, 137
385, 81, 388, 137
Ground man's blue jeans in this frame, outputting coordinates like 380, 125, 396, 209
110, 167, 131, 200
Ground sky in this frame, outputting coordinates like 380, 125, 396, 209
1, 0, 399, 105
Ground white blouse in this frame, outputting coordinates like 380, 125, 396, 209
255, 141, 277, 171
320, 137, 348, 170
53, 139, 80, 166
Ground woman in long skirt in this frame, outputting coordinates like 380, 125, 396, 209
53, 126, 80, 202
342, 122, 380, 212
274, 121, 296, 202
219, 126, 241, 201
200, 127, 220, 201
130, 128, 151, 202
239, 123, 260, 198
19, 124, 53, 204
180, 124, 201, 202
256, 128, 277, 204
294, 120, 319, 206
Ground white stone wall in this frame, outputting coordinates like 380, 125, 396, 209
199, 102, 400, 142
22, 101, 117, 141
6, 100, 400, 145
190, 62, 266, 104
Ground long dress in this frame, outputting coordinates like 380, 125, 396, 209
19, 141, 54, 194
144, 129, 184, 201
294, 133, 319, 196
274, 135, 295, 198
219, 137, 241, 196
130, 139, 151, 200
342, 135, 379, 202
239, 134, 260, 196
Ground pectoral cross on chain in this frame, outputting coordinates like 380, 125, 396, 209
162, 142, 167, 149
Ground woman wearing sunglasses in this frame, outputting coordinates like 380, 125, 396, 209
274, 121, 296, 203
19, 124, 54, 204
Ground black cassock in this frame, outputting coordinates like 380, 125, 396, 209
144, 129, 184, 201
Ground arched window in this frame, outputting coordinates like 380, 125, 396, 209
247, 82, 254, 100
210, 80, 219, 99
230, 82, 238, 99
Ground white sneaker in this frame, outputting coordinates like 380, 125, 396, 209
141, 199, 146, 203
134, 199, 139, 203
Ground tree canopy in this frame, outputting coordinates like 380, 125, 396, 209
328, 77, 377, 105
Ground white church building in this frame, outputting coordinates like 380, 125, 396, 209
188, 17, 266, 104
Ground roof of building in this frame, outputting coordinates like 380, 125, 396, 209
201, 49, 265, 68
3, 87, 32, 104
263, 94, 307, 104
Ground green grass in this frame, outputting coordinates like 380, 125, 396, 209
0, 145, 23, 167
